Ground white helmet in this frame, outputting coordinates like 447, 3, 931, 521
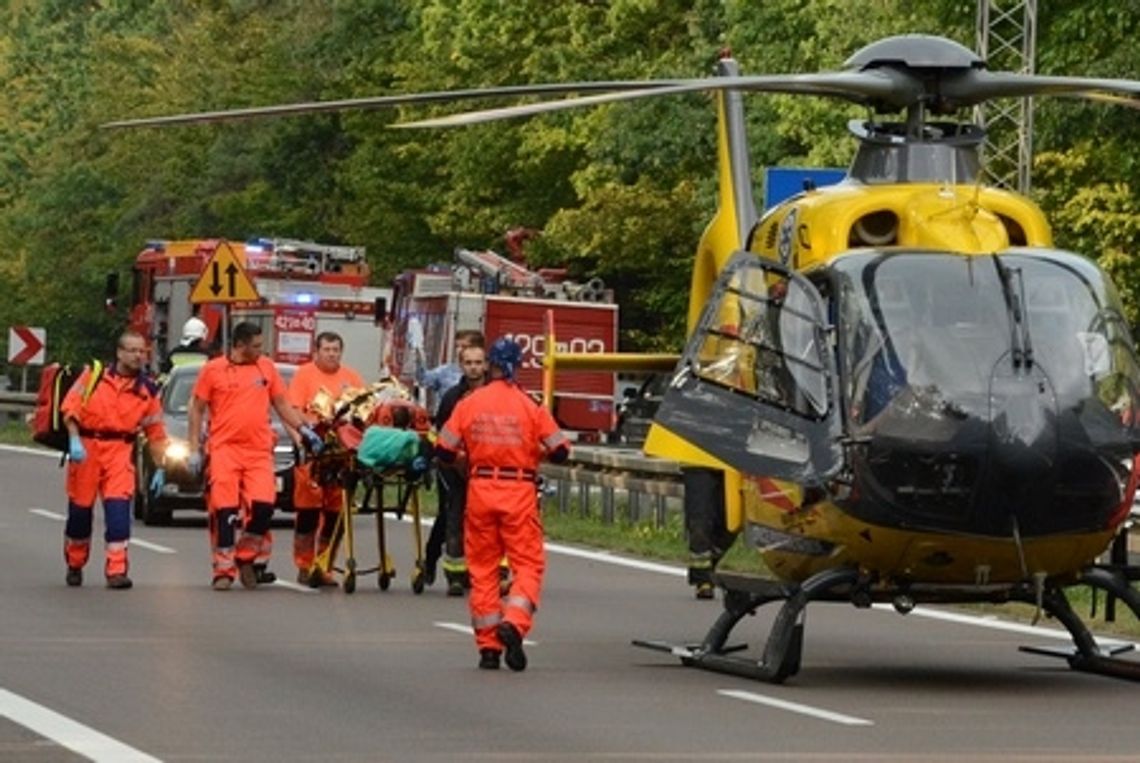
181, 317, 209, 343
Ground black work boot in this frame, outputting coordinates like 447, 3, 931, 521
478, 649, 501, 670
65, 567, 82, 587
445, 570, 467, 597
253, 564, 276, 585
496, 622, 527, 672
106, 574, 133, 590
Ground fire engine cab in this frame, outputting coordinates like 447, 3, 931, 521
128, 238, 391, 377
387, 247, 618, 436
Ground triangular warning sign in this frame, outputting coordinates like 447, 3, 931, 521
190, 242, 260, 304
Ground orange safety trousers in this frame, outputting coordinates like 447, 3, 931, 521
292, 462, 342, 570
65, 438, 135, 577
206, 444, 276, 578
464, 479, 545, 652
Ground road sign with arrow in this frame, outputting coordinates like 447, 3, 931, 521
7, 325, 46, 365
190, 241, 260, 304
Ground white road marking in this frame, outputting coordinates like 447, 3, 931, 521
0, 444, 59, 458
544, 541, 686, 576
717, 689, 873, 726
434, 621, 537, 645
884, 604, 1140, 650
0, 687, 162, 762
129, 538, 176, 554
28, 509, 177, 554
434, 621, 474, 636
272, 579, 317, 593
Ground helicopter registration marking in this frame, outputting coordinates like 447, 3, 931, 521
717, 689, 873, 726
776, 209, 798, 266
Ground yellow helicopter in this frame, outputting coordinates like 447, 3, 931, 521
106, 33, 1140, 682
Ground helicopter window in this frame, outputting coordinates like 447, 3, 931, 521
836, 253, 1013, 427
780, 281, 828, 415
693, 266, 829, 419
1002, 251, 1140, 421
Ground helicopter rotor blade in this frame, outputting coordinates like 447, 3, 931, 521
103, 69, 918, 131
392, 70, 918, 129
940, 71, 1140, 108
99, 81, 687, 129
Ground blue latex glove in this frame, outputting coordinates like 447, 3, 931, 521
187, 452, 202, 478
410, 455, 428, 475
68, 435, 86, 464
299, 424, 323, 455
149, 468, 166, 497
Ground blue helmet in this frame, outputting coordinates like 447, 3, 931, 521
487, 337, 523, 379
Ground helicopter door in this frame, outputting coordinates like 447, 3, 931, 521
655, 251, 842, 484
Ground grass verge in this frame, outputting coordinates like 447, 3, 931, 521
0, 420, 34, 446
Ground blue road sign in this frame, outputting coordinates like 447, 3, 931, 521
763, 167, 846, 210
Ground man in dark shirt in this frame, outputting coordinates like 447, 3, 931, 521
425, 343, 488, 594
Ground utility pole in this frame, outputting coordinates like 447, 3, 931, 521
975, 0, 1038, 193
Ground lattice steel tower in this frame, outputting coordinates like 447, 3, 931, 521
975, 0, 1038, 192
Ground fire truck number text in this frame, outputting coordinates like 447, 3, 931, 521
505, 334, 606, 369
275, 313, 317, 332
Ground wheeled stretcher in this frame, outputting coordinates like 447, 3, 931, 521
302, 387, 431, 594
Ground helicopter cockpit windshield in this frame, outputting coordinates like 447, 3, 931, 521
838, 250, 1140, 433
835, 249, 1140, 535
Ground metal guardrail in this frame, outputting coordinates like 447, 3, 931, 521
0, 391, 34, 422
540, 445, 683, 528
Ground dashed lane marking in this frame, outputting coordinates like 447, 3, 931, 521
271, 578, 317, 593
717, 689, 874, 726
434, 621, 537, 645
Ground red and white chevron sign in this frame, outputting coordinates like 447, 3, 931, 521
7, 326, 46, 366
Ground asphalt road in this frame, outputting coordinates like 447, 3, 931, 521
3, 444, 1140, 762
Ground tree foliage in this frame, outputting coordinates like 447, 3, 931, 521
2, 0, 1139, 370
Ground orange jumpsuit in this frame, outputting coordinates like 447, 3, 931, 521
62, 367, 165, 578
437, 380, 568, 653
193, 356, 286, 581
286, 361, 364, 573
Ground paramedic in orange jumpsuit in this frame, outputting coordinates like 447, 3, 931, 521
187, 321, 321, 590
62, 330, 167, 589
436, 337, 570, 671
286, 331, 365, 586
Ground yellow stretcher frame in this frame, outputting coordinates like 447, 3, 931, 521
308, 451, 426, 595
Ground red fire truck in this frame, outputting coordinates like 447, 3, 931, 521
387, 248, 618, 435
128, 238, 391, 377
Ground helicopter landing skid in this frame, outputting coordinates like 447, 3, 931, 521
632, 566, 860, 684
1017, 565, 1140, 682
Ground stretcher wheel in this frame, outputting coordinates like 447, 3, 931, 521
379, 572, 391, 591
344, 572, 356, 594
412, 563, 425, 595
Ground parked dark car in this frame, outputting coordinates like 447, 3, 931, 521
613, 374, 667, 445
133, 362, 298, 525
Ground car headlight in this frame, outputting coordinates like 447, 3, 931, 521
165, 440, 189, 463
